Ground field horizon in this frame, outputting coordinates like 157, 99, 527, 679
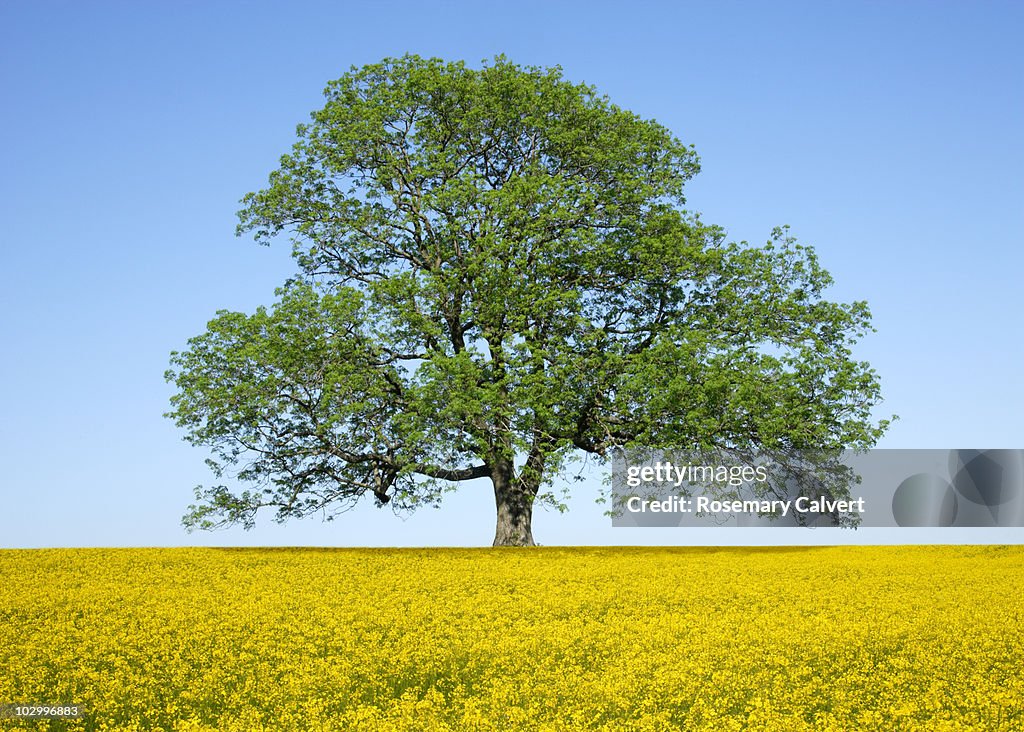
3, 545, 1021, 730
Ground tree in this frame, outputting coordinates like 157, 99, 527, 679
166, 55, 889, 546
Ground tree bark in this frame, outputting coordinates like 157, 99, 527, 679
491, 461, 536, 547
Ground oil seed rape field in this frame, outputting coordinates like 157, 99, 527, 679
1, 546, 1022, 731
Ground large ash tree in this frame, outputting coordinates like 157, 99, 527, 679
166, 55, 888, 546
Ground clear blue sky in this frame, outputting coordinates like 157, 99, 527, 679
2, 1, 1022, 548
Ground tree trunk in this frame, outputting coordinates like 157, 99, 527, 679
491, 462, 536, 547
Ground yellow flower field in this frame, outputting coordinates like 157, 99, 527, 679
1, 546, 1021, 731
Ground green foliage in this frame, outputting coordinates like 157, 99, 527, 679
166, 55, 889, 540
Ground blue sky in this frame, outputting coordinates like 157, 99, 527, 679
2, 1, 1022, 548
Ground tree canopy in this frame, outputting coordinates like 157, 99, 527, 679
166, 54, 889, 546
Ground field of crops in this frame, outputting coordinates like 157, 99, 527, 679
1, 546, 1021, 730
